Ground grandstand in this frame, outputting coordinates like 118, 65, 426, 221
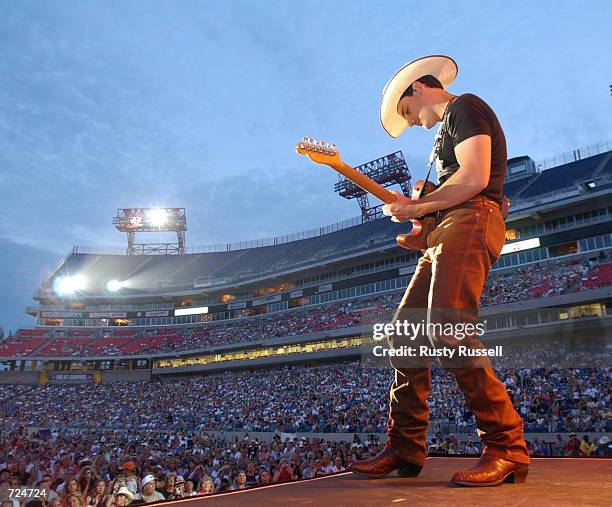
1, 142, 611, 501
0, 144, 608, 370
0, 144, 610, 381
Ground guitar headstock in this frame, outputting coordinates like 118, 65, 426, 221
295, 137, 340, 167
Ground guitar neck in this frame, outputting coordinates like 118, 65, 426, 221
332, 161, 397, 204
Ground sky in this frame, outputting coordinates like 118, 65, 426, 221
0, 0, 611, 331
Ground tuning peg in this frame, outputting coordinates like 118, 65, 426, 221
298, 137, 336, 155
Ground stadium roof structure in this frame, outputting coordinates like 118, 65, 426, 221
505, 151, 612, 202
39, 148, 612, 299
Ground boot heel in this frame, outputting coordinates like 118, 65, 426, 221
511, 467, 529, 483
397, 463, 422, 478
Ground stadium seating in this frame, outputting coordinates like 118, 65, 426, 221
2, 258, 610, 358
582, 262, 612, 290
512, 152, 611, 200
502, 176, 534, 200
0, 336, 47, 356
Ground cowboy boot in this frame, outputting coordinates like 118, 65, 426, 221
349, 446, 422, 478
451, 455, 529, 487
452, 367, 530, 465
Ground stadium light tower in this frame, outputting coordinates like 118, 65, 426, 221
113, 208, 187, 255
334, 151, 413, 221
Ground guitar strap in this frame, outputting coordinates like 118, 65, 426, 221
421, 96, 457, 192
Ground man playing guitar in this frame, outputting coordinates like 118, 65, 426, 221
349, 55, 530, 486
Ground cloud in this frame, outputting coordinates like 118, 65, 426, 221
0, 1, 609, 260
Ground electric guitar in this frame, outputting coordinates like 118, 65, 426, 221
295, 137, 439, 251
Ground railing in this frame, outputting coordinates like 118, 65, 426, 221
186, 215, 365, 253
72, 245, 128, 255
535, 140, 611, 171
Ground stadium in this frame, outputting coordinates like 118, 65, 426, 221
1, 140, 611, 502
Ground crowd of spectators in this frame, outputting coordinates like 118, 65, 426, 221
0, 422, 610, 504
0, 344, 610, 501
480, 259, 591, 305
0, 255, 611, 500
1, 357, 610, 435
0, 428, 361, 504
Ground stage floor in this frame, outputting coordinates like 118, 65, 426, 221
170, 457, 612, 507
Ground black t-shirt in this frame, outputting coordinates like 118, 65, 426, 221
435, 93, 506, 204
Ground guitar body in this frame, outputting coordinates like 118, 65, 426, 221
395, 179, 439, 251
295, 138, 440, 253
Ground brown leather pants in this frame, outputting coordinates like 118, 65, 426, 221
385, 196, 530, 466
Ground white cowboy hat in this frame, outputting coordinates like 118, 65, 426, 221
380, 55, 458, 138
115, 486, 134, 502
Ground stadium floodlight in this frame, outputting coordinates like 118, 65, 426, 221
54, 275, 86, 296
333, 151, 412, 221
106, 279, 127, 292
146, 208, 169, 227
113, 208, 187, 255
